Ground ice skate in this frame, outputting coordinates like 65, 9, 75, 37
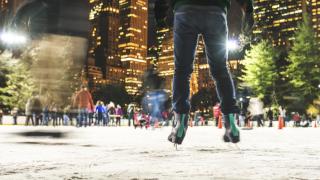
223, 114, 240, 143
168, 113, 189, 145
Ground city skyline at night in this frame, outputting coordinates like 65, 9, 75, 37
1, 0, 319, 96
86, 0, 320, 96
253, 0, 320, 46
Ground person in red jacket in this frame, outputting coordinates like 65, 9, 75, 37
73, 85, 94, 127
213, 103, 222, 127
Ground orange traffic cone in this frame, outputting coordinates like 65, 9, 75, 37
278, 116, 283, 129
218, 115, 223, 129
314, 121, 317, 128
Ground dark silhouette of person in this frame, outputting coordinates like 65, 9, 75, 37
155, 0, 254, 145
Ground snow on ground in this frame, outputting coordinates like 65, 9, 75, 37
0, 126, 320, 180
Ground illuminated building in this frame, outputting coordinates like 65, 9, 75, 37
87, 57, 105, 87
197, 60, 216, 90
158, 31, 212, 95
119, 0, 148, 95
147, 46, 158, 69
157, 30, 174, 92
88, 0, 124, 86
156, 27, 170, 59
310, 0, 320, 38
253, 0, 319, 47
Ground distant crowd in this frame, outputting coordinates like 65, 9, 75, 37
0, 87, 319, 128
0, 86, 174, 128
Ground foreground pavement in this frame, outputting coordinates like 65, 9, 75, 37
0, 126, 319, 180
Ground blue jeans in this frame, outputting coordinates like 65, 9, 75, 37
103, 113, 109, 126
78, 108, 88, 127
42, 112, 49, 126
172, 5, 239, 115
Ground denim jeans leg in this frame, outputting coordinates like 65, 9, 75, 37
84, 109, 88, 127
78, 109, 84, 127
202, 12, 239, 115
172, 12, 199, 114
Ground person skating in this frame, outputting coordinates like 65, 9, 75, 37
266, 108, 273, 127
102, 102, 109, 126
11, 107, 19, 125
127, 104, 135, 127
31, 94, 42, 126
108, 102, 116, 126
25, 100, 34, 126
73, 85, 94, 127
95, 101, 106, 126
115, 105, 123, 126
0, 108, 3, 125
213, 103, 222, 127
155, 0, 254, 145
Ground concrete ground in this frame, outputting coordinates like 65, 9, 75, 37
0, 126, 320, 180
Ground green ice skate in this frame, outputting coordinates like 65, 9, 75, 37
223, 114, 240, 143
168, 113, 189, 145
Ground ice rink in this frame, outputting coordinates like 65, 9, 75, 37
0, 126, 319, 180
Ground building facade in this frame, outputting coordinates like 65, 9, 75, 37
310, 0, 320, 38
88, 0, 124, 88
157, 30, 174, 92
157, 31, 215, 96
119, 0, 148, 95
253, 0, 320, 47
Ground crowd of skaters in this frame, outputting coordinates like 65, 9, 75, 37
0, 86, 319, 128
0, 86, 174, 128
190, 102, 320, 128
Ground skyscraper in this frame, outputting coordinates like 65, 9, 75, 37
157, 30, 174, 92
88, 0, 124, 87
253, 0, 319, 47
157, 31, 211, 95
310, 0, 320, 38
119, 0, 148, 95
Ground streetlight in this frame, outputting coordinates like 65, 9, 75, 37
227, 39, 239, 52
0, 31, 27, 45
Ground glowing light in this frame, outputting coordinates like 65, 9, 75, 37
227, 39, 239, 51
0, 32, 27, 45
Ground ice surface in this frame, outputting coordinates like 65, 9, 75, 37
0, 126, 319, 180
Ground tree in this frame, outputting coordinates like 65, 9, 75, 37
0, 55, 35, 110
240, 40, 279, 106
0, 35, 84, 110
284, 14, 320, 110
